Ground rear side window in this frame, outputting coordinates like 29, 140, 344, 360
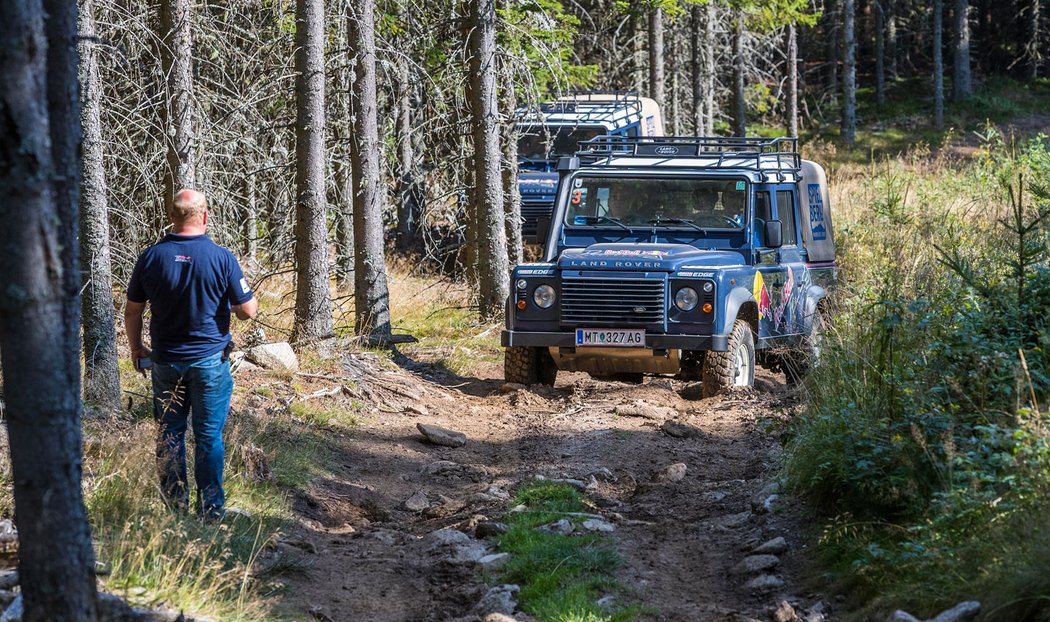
776, 190, 797, 246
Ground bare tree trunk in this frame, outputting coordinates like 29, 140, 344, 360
395, 54, 422, 250
732, 13, 746, 136
825, 0, 839, 97
648, 7, 665, 112
691, 4, 703, 135
158, 0, 196, 210
78, 0, 121, 411
467, 0, 509, 320
886, 0, 898, 79
292, 0, 334, 342
501, 78, 523, 265
0, 1, 99, 619
933, 0, 945, 129
876, 0, 886, 105
1026, 0, 1041, 80
952, 0, 972, 101
703, 1, 715, 136
334, 0, 354, 288
348, 0, 391, 337
842, 0, 857, 146
787, 22, 799, 137
632, 13, 645, 93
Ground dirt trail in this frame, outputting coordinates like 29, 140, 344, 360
265, 349, 830, 622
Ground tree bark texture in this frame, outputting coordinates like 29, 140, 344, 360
933, 0, 945, 129
395, 54, 423, 251
691, 5, 703, 135
732, 13, 746, 136
500, 76, 523, 266
243, 173, 258, 261
886, 0, 898, 78
703, 1, 715, 136
787, 23, 799, 137
841, 0, 857, 146
0, 1, 99, 619
348, 0, 391, 337
825, 0, 839, 96
292, 0, 334, 342
648, 8, 665, 112
158, 0, 196, 210
78, 0, 121, 410
334, 1, 354, 287
467, 0, 510, 320
952, 0, 972, 100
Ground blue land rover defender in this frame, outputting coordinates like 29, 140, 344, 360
516, 92, 664, 242
501, 136, 836, 397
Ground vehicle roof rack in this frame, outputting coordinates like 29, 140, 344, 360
516, 91, 644, 126
574, 136, 802, 178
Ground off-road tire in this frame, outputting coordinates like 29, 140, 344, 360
701, 321, 755, 398
504, 346, 558, 387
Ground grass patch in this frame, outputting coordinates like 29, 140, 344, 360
492, 482, 648, 622
288, 399, 362, 428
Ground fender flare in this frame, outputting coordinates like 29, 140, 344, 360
724, 286, 759, 336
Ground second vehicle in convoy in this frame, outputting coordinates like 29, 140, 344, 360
515, 91, 664, 242
502, 136, 836, 396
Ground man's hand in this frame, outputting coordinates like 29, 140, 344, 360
132, 345, 153, 377
125, 299, 150, 376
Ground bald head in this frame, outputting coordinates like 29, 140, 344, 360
169, 189, 208, 226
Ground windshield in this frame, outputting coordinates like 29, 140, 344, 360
564, 176, 749, 230
517, 126, 606, 160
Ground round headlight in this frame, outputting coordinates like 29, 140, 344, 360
533, 284, 557, 309
516, 279, 528, 290
675, 287, 699, 311
702, 281, 714, 293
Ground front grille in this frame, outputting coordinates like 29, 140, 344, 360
521, 200, 553, 238
561, 278, 666, 326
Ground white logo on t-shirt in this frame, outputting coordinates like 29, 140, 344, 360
240, 278, 251, 294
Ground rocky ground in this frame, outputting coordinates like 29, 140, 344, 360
261, 345, 834, 622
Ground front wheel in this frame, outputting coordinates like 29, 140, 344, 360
701, 321, 755, 397
504, 346, 558, 386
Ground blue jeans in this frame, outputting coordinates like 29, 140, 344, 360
151, 352, 233, 518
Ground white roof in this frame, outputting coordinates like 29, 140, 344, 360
580, 154, 802, 183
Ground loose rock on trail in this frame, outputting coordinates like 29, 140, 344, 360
253, 348, 832, 621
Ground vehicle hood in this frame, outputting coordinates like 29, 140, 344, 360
558, 243, 744, 271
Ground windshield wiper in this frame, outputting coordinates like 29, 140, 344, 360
648, 217, 706, 233
580, 216, 634, 232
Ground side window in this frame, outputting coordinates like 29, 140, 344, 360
625, 124, 640, 137
776, 189, 798, 246
755, 191, 773, 246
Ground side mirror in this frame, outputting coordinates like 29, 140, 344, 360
535, 215, 552, 245
764, 220, 783, 248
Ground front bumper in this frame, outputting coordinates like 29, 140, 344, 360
501, 330, 728, 352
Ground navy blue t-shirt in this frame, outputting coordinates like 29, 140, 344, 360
127, 234, 253, 362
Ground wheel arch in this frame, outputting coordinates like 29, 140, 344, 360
724, 286, 759, 339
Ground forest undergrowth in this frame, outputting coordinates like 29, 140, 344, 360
787, 130, 1050, 620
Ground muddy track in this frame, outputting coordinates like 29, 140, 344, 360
267, 349, 831, 622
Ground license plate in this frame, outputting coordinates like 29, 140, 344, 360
575, 328, 646, 347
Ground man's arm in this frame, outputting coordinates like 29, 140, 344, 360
232, 297, 258, 321
124, 300, 151, 375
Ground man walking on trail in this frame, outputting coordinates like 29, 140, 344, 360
125, 189, 258, 521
